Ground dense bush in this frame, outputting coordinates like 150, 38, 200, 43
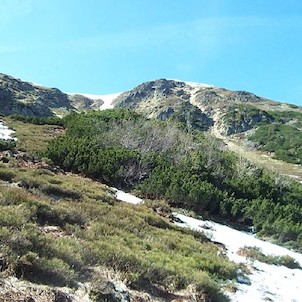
249, 110, 302, 163
45, 109, 302, 249
0, 139, 16, 151
9, 114, 64, 126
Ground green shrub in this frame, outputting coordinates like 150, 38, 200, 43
0, 139, 16, 151
9, 114, 64, 126
40, 184, 81, 200
16, 252, 77, 286
34, 203, 86, 227
239, 246, 301, 269
0, 168, 16, 182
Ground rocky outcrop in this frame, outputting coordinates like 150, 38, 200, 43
220, 105, 274, 135
1, 74, 300, 139
91, 279, 130, 302
113, 79, 274, 133
68, 94, 104, 111
113, 79, 187, 109
0, 74, 75, 117
223, 115, 269, 135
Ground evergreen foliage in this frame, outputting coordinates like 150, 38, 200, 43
45, 109, 302, 250
9, 114, 64, 126
0, 139, 16, 151
246, 109, 302, 163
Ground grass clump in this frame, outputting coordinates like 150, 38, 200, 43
0, 167, 16, 182
238, 246, 301, 269
3, 117, 63, 154
0, 164, 237, 300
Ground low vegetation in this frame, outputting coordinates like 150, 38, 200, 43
3, 117, 63, 154
0, 139, 16, 151
0, 162, 236, 301
44, 109, 302, 251
249, 123, 302, 164
238, 246, 301, 269
2, 107, 302, 300
9, 114, 64, 126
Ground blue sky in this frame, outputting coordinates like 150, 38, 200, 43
1, 0, 302, 105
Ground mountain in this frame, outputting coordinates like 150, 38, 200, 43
1, 73, 300, 135
1, 73, 302, 302
1, 73, 302, 178
0, 74, 106, 117
113, 78, 300, 135
112, 79, 302, 180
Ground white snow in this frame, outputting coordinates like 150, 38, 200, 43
169, 78, 214, 89
112, 188, 143, 205
174, 213, 302, 302
184, 81, 215, 89
0, 122, 16, 141
69, 92, 122, 110
107, 188, 302, 301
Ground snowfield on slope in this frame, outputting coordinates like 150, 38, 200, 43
69, 92, 122, 110
0, 122, 16, 140
114, 189, 302, 302
113, 188, 143, 204
175, 214, 302, 302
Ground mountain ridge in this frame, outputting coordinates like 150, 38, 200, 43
1, 73, 302, 302
2, 73, 302, 179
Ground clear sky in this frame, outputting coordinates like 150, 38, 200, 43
1, 0, 302, 105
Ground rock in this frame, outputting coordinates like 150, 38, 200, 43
92, 279, 130, 302
236, 274, 251, 285
0, 73, 75, 117
53, 290, 73, 302
0, 255, 8, 272
156, 107, 175, 120
170, 215, 184, 224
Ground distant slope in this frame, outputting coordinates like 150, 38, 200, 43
113, 78, 301, 135
0, 73, 121, 117
0, 73, 74, 117
2, 73, 302, 180
113, 79, 302, 181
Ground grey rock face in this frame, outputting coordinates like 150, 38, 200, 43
92, 280, 130, 302
0, 74, 74, 117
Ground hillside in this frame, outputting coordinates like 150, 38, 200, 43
1, 74, 302, 301
2, 73, 302, 179
112, 79, 302, 181
0, 117, 239, 302
0, 74, 105, 117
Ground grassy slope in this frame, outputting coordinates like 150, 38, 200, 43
0, 121, 237, 301
211, 110, 302, 183
4, 117, 64, 153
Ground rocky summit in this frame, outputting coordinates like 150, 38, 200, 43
0, 74, 104, 117
1, 74, 301, 137
113, 78, 299, 135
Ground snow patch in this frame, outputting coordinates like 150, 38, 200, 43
0, 122, 17, 141
169, 78, 214, 89
112, 188, 143, 205
184, 81, 215, 89
104, 188, 302, 301
69, 92, 122, 110
174, 213, 302, 302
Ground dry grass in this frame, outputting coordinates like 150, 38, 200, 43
3, 118, 63, 154
0, 161, 237, 301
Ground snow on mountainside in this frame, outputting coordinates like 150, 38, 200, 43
0, 121, 16, 140
69, 92, 122, 110
175, 213, 302, 302
115, 189, 302, 302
